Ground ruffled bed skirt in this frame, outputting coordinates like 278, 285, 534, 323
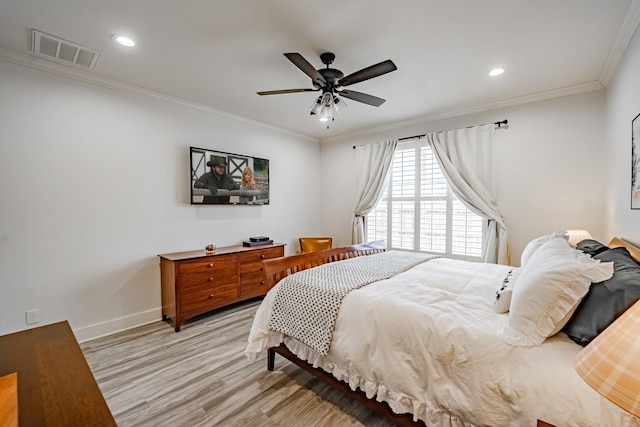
245, 332, 472, 427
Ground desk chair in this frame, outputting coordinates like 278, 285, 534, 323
299, 237, 333, 253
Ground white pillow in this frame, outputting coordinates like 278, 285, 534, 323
504, 236, 613, 346
494, 268, 521, 314
520, 230, 568, 267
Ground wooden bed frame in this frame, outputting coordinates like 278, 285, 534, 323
262, 240, 387, 291
261, 241, 557, 427
261, 240, 426, 426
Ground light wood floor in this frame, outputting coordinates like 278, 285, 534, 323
81, 299, 396, 427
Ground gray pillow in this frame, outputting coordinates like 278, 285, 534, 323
575, 239, 609, 257
563, 246, 640, 346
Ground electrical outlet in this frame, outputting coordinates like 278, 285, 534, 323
26, 309, 40, 325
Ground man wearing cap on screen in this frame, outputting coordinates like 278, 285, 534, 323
194, 154, 240, 203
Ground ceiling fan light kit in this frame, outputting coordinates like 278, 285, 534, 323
310, 92, 347, 126
332, 95, 346, 114
258, 51, 396, 128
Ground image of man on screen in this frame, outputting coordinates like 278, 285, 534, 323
193, 155, 240, 203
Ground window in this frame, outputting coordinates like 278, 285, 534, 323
366, 139, 484, 260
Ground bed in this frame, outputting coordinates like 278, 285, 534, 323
245, 236, 640, 427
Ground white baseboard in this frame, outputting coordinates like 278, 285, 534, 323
74, 308, 162, 343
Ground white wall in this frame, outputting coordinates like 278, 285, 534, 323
5, 30, 637, 340
320, 90, 608, 265
604, 25, 640, 244
0, 60, 322, 340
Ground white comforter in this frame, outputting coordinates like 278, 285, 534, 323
246, 257, 639, 427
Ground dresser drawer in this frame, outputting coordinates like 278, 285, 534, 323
177, 270, 238, 290
177, 256, 237, 275
238, 247, 283, 266
238, 247, 283, 275
237, 247, 282, 299
180, 283, 238, 316
176, 272, 238, 292
239, 260, 264, 275
239, 269, 267, 299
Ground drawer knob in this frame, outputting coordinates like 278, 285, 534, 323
208, 277, 214, 282
260, 254, 265, 259
208, 263, 214, 268
208, 294, 214, 299
261, 280, 265, 285
260, 267, 264, 271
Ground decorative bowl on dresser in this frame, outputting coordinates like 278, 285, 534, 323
159, 243, 285, 331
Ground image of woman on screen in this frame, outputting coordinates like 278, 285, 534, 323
193, 155, 240, 204
241, 166, 257, 190
239, 166, 258, 203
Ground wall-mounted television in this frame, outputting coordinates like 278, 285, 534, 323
190, 146, 270, 205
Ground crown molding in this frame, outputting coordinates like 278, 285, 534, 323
321, 80, 604, 144
599, 0, 640, 86
0, 47, 319, 143
0, 44, 612, 146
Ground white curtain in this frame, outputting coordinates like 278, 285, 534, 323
428, 124, 510, 264
352, 140, 397, 244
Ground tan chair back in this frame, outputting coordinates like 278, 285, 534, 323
299, 237, 333, 253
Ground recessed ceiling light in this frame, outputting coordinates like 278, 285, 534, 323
112, 35, 135, 47
489, 68, 504, 77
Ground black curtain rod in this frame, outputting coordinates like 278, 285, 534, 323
398, 119, 508, 141
352, 119, 508, 149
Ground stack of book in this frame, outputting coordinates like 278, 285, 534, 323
242, 236, 273, 247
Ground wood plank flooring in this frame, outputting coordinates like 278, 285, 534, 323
81, 299, 396, 427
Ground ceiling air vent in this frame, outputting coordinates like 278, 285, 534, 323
32, 30, 101, 69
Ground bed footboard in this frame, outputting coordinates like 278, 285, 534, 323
262, 240, 386, 290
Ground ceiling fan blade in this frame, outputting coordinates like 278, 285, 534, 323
337, 59, 397, 87
284, 53, 327, 87
257, 88, 318, 95
338, 89, 386, 107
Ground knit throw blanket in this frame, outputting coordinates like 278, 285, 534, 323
267, 251, 438, 356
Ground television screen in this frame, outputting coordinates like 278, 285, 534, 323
190, 146, 270, 205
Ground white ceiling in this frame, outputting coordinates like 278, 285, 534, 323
0, 0, 638, 140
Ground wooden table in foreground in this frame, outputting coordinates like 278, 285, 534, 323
0, 321, 116, 427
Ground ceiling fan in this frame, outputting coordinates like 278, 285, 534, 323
257, 52, 397, 123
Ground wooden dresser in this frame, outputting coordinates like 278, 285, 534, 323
159, 243, 285, 331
